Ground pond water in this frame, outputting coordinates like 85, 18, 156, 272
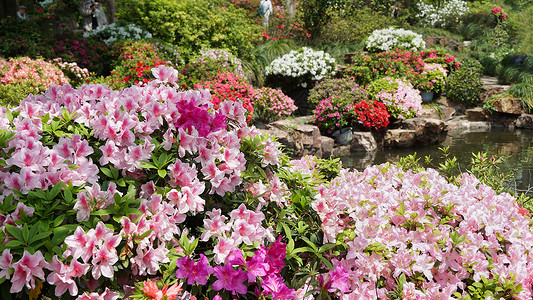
340, 128, 533, 194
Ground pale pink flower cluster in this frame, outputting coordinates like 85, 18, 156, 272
202, 204, 274, 264
311, 164, 533, 299
52, 58, 90, 82
0, 57, 69, 90
423, 63, 448, 77
374, 77, 422, 119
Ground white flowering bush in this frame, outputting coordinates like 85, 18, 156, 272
83, 22, 153, 46
38, 0, 53, 8
365, 27, 426, 53
265, 47, 337, 89
416, 0, 469, 28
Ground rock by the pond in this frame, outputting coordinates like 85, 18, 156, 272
319, 136, 335, 158
384, 129, 416, 148
267, 119, 322, 158
515, 114, 533, 129
466, 107, 490, 121
400, 118, 447, 146
491, 97, 523, 115
351, 132, 377, 152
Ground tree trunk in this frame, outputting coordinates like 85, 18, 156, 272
105, 0, 117, 23
0, 0, 18, 19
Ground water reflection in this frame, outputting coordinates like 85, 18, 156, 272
340, 128, 533, 193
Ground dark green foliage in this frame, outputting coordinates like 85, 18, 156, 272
308, 78, 367, 109
117, 0, 261, 61
319, 8, 393, 45
497, 54, 533, 84
445, 58, 484, 107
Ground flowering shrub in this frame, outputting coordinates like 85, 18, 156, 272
416, 0, 469, 28
367, 77, 423, 119
194, 72, 254, 122
251, 87, 297, 123
353, 100, 390, 130
365, 27, 426, 53
265, 47, 336, 90
492, 5, 507, 23
313, 95, 357, 135
412, 63, 447, 93
262, 3, 310, 41
1, 65, 533, 299
0, 57, 69, 100
311, 163, 533, 299
308, 78, 367, 109
178, 48, 245, 90
446, 58, 484, 107
83, 22, 153, 46
51, 58, 90, 88
92, 40, 165, 89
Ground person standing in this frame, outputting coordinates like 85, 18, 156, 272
259, 0, 273, 27
16, 5, 30, 21
79, 0, 107, 31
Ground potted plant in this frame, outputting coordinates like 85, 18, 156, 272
412, 63, 447, 102
367, 77, 423, 120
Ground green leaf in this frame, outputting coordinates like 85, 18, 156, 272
22, 225, 30, 243
101, 167, 113, 178
48, 182, 63, 201
158, 169, 167, 178
4, 240, 24, 248
300, 237, 318, 253
318, 243, 337, 254
53, 214, 65, 227
4, 224, 23, 241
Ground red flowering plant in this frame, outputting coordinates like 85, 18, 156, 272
353, 100, 390, 130
194, 72, 255, 122
91, 41, 165, 89
492, 5, 507, 23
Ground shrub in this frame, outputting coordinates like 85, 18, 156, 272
251, 87, 297, 123
0, 56, 69, 94
91, 40, 165, 89
308, 78, 367, 109
365, 27, 426, 53
117, 0, 262, 60
51, 58, 90, 88
83, 21, 153, 46
0, 83, 36, 107
416, 0, 469, 28
194, 72, 255, 122
265, 47, 337, 91
367, 77, 423, 119
412, 63, 447, 93
353, 100, 390, 130
320, 8, 394, 45
446, 58, 484, 107
177, 48, 245, 90
311, 163, 533, 299
313, 94, 358, 135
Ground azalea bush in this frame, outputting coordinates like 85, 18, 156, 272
83, 22, 153, 46
412, 63, 448, 93
50, 58, 90, 88
311, 163, 533, 299
345, 50, 458, 87
446, 58, 484, 107
251, 87, 297, 123
265, 47, 337, 90
194, 72, 255, 122
308, 78, 367, 109
91, 40, 165, 89
313, 95, 357, 135
353, 100, 390, 130
365, 27, 426, 53
0, 57, 69, 106
177, 48, 245, 90
367, 77, 423, 119
1, 65, 533, 299
416, 0, 469, 28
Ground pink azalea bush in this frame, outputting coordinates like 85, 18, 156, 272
0, 56, 69, 89
311, 164, 533, 299
251, 87, 297, 123
367, 76, 423, 119
0, 65, 533, 299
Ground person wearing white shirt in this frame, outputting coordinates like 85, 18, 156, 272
259, 0, 273, 26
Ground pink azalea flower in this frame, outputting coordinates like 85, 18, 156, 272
212, 263, 248, 295
175, 254, 213, 285
10, 250, 48, 293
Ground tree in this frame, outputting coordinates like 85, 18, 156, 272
105, 0, 117, 23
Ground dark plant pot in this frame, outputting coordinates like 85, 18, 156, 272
421, 91, 435, 102
283, 87, 310, 116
